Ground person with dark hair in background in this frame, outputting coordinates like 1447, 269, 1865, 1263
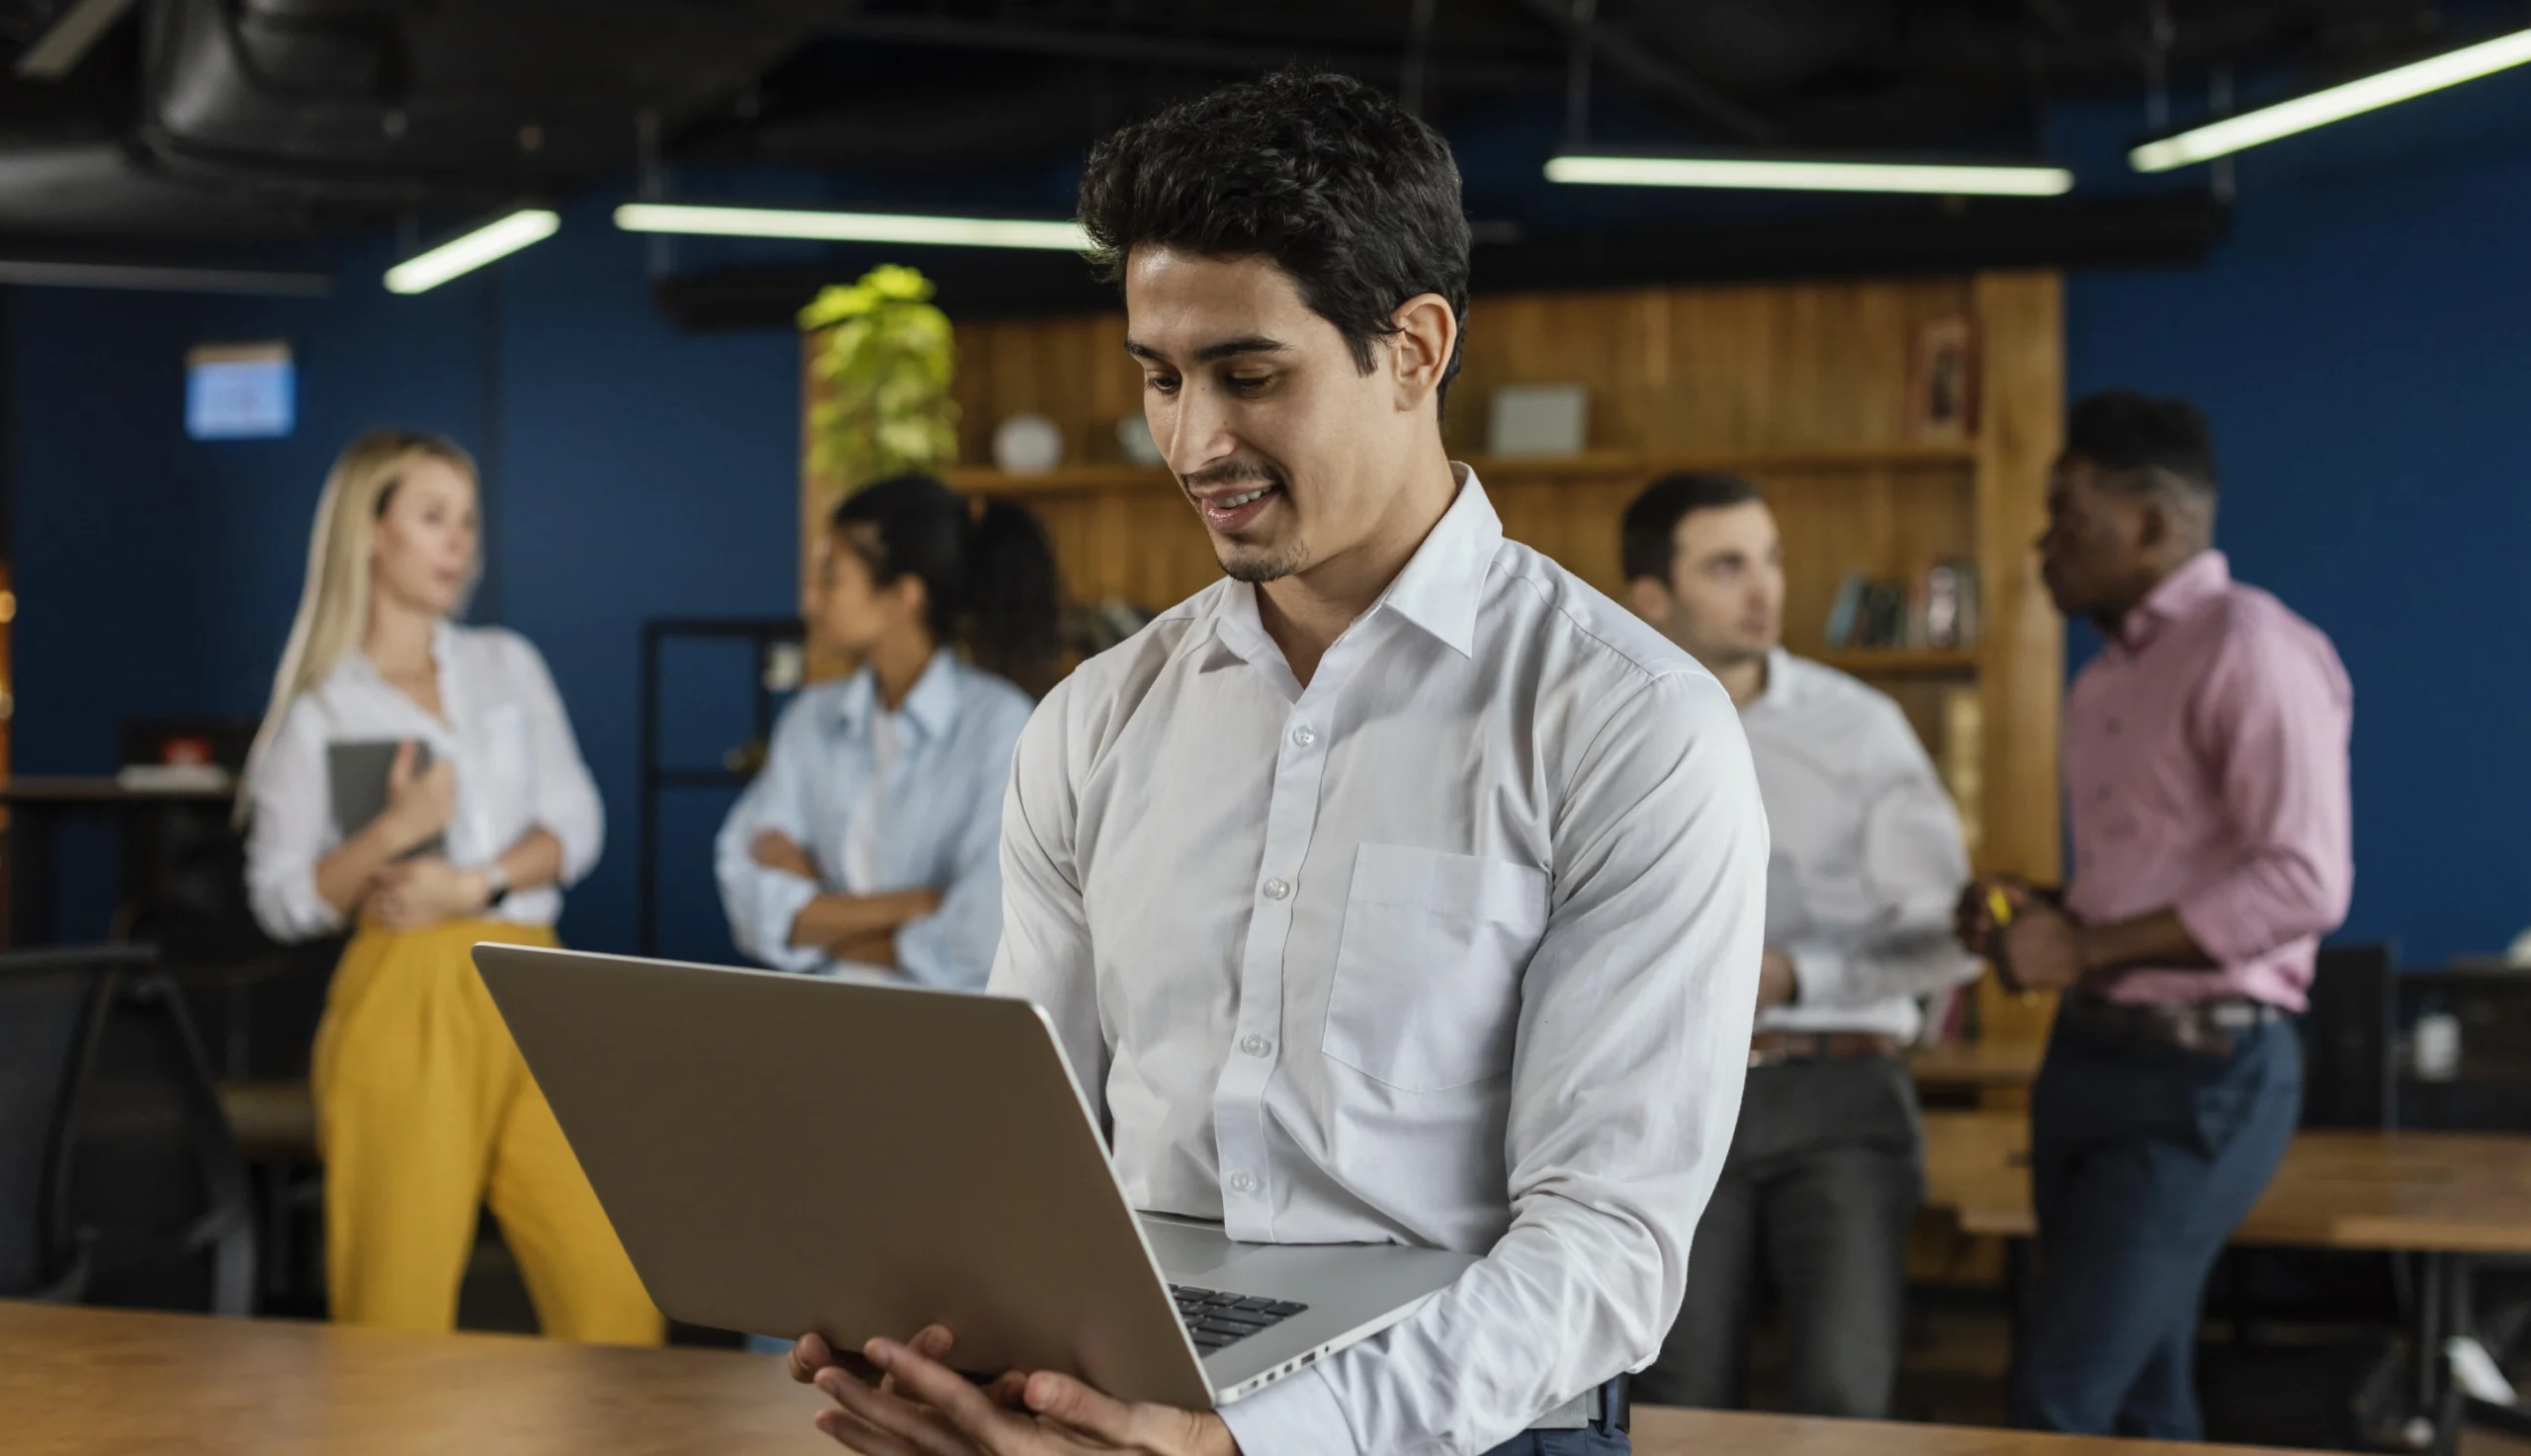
1960, 390, 2352, 1438
1619, 471, 1977, 1418
783, 71, 1768, 1456
715, 474, 1058, 987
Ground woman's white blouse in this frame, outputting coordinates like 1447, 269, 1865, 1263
244, 622, 603, 942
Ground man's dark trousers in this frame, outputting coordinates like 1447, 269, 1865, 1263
2010, 1011, 2302, 1437
1634, 1054, 1924, 1416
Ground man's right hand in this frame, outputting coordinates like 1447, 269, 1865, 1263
1958, 876, 2047, 958
381, 740, 457, 854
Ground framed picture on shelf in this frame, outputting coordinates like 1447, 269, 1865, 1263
1908, 314, 1981, 440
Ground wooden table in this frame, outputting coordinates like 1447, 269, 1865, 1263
0, 1301, 2326, 1456
1921, 1110, 2531, 1421
1921, 1111, 2531, 1248
1909, 1042, 2045, 1095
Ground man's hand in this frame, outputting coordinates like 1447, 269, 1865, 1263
752, 830, 820, 880
1955, 877, 2022, 959
1756, 949, 1798, 1011
789, 1327, 1238, 1456
369, 857, 488, 931
1996, 899, 2086, 992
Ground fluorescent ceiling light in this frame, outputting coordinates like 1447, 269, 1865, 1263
384, 209, 561, 295
1546, 152, 2074, 197
2132, 24, 2531, 172
614, 202, 1091, 251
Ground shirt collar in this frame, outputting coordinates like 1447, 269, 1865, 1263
1743, 647, 1796, 715
1371, 464, 1502, 658
829, 649, 963, 740
2116, 549, 2231, 651
1198, 464, 1503, 673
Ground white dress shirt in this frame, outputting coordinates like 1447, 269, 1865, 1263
715, 651, 1033, 987
989, 470, 1769, 1456
244, 621, 602, 942
1742, 649, 1978, 1040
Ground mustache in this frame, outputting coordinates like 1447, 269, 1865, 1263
1178, 461, 1286, 492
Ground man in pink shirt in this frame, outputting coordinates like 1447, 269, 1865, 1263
1961, 390, 2352, 1439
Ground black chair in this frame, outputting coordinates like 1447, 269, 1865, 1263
0, 942, 258, 1316
0, 945, 139, 1302
2303, 940, 2398, 1130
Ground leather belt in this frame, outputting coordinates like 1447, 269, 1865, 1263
1747, 1030, 1904, 1068
1532, 1375, 1628, 1431
2058, 991, 2290, 1057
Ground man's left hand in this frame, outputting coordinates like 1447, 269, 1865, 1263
792, 1327, 1239, 1456
1997, 899, 2086, 992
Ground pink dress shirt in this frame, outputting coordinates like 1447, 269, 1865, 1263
2064, 551, 2353, 1010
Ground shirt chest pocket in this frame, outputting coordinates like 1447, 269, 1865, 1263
1321, 843, 1550, 1093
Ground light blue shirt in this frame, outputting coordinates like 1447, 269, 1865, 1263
715, 651, 1034, 987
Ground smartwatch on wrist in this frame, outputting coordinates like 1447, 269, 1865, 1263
480, 862, 512, 909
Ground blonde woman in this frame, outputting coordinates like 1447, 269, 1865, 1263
242, 429, 659, 1344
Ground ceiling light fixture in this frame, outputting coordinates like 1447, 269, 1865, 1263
613, 203, 1091, 251
2131, 24, 2531, 172
384, 208, 561, 295
1545, 151, 2075, 197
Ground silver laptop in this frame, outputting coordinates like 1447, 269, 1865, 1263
473, 944, 1473, 1409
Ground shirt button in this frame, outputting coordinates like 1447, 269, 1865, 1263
1263, 878, 1291, 901
1240, 1034, 1271, 1057
1290, 725, 1317, 748
1228, 1171, 1258, 1194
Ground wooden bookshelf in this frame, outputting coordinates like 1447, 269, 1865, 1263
808, 272, 2064, 1060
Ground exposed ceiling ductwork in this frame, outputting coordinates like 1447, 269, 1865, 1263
0, 0, 2463, 248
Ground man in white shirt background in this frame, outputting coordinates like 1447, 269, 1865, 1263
785, 70, 1770, 1456
1620, 473, 1978, 1419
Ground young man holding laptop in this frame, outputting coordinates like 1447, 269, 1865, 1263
785, 70, 1768, 1456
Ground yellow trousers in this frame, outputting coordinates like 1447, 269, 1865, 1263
311, 919, 662, 1344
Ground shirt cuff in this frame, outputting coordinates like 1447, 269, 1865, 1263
2172, 885, 2284, 970
892, 911, 983, 989
1216, 1366, 1360, 1456
748, 872, 830, 975
255, 868, 346, 944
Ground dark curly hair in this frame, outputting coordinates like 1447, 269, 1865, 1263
2066, 390, 2220, 498
1077, 69, 1473, 408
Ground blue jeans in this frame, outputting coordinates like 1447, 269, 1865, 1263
2009, 1010, 2303, 1437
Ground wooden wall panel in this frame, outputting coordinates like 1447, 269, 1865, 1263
1971, 270, 2069, 1053
826, 271, 2068, 1055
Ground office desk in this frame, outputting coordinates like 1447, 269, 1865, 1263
0, 1302, 2325, 1456
1909, 1041, 2045, 1095
1921, 1110, 2531, 1418
0, 776, 232, 946
1921, 1111, 2531, 1248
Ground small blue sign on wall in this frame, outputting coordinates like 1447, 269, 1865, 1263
186, 341, 295, 440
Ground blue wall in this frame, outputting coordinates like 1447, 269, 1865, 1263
10, 68, 2531, 965
2056, 70, 2531, 964
8, 193, 801, 954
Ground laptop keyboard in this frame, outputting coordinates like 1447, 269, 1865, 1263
1170, 1285, 1309, 1353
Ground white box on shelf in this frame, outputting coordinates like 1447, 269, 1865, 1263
1486, 384, 1588, 458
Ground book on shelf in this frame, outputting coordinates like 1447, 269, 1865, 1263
1821, 557, 1981, 652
